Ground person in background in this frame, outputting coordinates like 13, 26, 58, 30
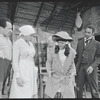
75, 25, 100, 98
44, 31, 76, 98
12, 25, 21, 42
9, 25, 38, 98
0, 17, 12, 98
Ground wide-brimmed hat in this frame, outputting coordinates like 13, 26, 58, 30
19, 25, 36, 36
52, 31, 73, 42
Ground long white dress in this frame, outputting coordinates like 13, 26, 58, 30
9, 38, 38, 98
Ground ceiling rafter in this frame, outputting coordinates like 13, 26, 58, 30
8, 2, 19, 25
79, 0, 91, 14
70, 0, 83, 10
34, 2, 44, 27
59, 4, 71, 31
3, 1, 100, 33
70, 17, 76, 35
45, 2, 58, 30
8, 2, 12, 19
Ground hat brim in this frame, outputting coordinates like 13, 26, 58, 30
52, 35, 73, 42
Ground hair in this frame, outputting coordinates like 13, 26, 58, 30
0, 17, 11, 28
55, 44, 70, 57
53, 35, 67, 42
85, 25, 95, 33
56, 38, 68, 42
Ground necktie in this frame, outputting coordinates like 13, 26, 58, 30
85, 39, 91, 46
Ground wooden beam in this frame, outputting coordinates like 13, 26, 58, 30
7, 2, 12, 19
34, 2, 44, 27
59, 4, 71, 31
70, 0, 83, 10
70, 18, 76, 35
45, 2, 58, 29
8, 2, 19, 24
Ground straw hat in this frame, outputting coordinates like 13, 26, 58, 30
52, 31, 73, 42
19, 25, 36, 36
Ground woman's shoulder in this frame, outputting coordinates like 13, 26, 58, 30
13, 38, 23, 46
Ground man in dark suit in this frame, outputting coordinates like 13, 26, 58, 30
75, 25, 100, 98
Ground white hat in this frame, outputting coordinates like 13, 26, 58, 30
52, 31, 73, 42
19, 25, 36, 36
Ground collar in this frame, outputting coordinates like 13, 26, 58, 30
84, 36, 93, 41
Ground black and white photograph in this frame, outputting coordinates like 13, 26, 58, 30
0, 0, 100, 98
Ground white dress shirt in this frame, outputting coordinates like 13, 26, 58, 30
0, 34, 12, 60
84, 37, 92, 46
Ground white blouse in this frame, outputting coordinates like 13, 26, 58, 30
58, 49, 66, 92
59, 49, 66, 67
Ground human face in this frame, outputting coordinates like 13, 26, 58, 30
57, 41, 66, 50
3, 21, 12, 37
84, 28, 93, 39
25, 34, 36, 42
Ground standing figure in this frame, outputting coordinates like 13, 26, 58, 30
44, 31, 76, 98
75, 25, 100, 98
9, 25, 38, 98
0, 18, 12, 97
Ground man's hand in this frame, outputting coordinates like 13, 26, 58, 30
87, 66, 93, 75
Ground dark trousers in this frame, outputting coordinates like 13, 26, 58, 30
76, 64, 99, 98
0, 58, 11, 92
2, 64, 12, 95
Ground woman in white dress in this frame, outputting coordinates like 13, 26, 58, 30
9, 25, 38, 98
44, 31, 76, 98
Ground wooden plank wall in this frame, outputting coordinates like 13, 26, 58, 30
0, 2, 9, 17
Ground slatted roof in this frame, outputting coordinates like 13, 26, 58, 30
0, 0, 100, 35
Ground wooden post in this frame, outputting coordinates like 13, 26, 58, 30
36, 28, 43, 98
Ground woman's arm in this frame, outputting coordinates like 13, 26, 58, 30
12, 42, 20, 78
13, 42, 25, 87
68, 48, 76, 77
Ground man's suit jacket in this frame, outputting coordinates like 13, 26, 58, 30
75, 38, 100, 73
